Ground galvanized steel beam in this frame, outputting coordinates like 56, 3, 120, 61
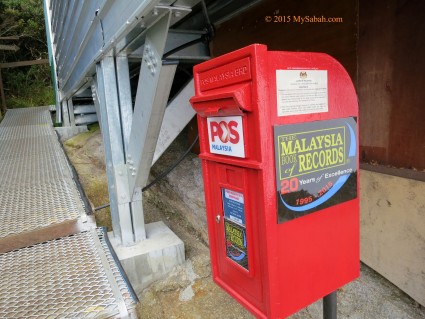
152, 79, 196, 165
93, 58, 135, 246
47, 0, 193, 101
61, 99, 70, 127
67, 99, 76, 127
74, 114, 98, 126
116, 55, 133, 155
126, 12, 176, 193
60, 0, 162, 98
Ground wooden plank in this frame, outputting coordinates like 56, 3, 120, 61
0, 215, 96, 254
361, 163, 425, 183
0, 59, 49, 69
0, 44, 19, 51
0, 36, 20, 40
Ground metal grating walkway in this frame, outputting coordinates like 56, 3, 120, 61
0, 107, 137, 318
0, 229, 137, 318
0, 107, 85, 243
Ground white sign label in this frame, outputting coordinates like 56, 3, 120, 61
276, 70, 328, 116
207, 116, 245, 158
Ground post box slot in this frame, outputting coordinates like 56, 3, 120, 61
190, 83, 252, 117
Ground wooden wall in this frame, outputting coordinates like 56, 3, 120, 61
210, 0, 425, 170
211, 0, 358, 89
359, 0, 425, 170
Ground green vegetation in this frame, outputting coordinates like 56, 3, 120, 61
4, 64, 55, 108
64, 124, 100, 149
0, 0, 54, 108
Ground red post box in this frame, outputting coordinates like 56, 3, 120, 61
190, 44, 359, 318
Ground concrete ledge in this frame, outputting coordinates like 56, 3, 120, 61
55, 126, 88, 141
108, 221, 185, 294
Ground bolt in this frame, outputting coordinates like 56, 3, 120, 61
174, 11, 181, 18
132, 172, 136, 176
153, 8, 158, 16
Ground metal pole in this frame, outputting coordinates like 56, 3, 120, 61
61, 99, 70, 126
68, 98, 76, 126
323, 291, 337, 319
0, 69, 7, 114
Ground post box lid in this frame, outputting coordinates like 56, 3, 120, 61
190, 83, 252, 117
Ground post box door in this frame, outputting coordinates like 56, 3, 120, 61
208, 162, 265, 313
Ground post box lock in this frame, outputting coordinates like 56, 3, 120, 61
215, 215, 221, 223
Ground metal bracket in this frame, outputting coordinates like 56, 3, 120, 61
113, 164, 131, 205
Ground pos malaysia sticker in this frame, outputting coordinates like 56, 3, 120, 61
207, 116, 245, 158
274, 117, 358, 223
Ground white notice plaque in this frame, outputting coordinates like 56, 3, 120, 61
276, 70, 328, 116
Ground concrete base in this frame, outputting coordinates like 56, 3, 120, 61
108, 221, 185, 294
55, 126, 88, 141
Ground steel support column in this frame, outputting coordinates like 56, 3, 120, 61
67, 98, 75, 126
116, 55, 147, 242
116, 56, 133, 155
61, 99, 70, 127
127, 12, 175, 194
93, 57, 134, 246
0, 70, 7, 115
91, 10, 178, 246
55, 100, 62, 124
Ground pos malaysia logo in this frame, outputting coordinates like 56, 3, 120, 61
207, 116, 245, 158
